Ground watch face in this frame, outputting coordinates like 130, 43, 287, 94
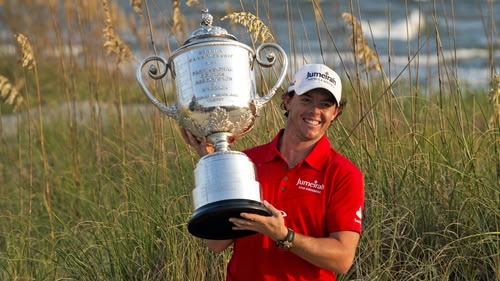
275, 240, 292, 250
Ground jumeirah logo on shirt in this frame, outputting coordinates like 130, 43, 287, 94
296, 178, 324, 194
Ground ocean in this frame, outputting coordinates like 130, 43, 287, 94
1, 0, 498, 90
149, 0, 500, 91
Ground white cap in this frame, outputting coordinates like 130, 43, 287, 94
287, 64, 342, 104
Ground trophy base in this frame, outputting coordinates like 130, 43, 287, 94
188, 199, 271, 240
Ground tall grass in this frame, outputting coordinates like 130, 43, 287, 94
0, 0, 498, 280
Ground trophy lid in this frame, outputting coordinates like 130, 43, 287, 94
182, 9, 237, 45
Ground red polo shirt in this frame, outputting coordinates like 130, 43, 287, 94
225, 130, 364, 281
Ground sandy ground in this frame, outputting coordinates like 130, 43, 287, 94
0, 102, 158, 140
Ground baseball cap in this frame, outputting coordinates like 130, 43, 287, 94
287, 64, 342, 104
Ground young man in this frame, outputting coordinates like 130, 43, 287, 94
182, 64, 364, 280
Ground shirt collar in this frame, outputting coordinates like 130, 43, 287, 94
260, 130, 284, 163
262, 129, 332, 170
303, 133, 331, 171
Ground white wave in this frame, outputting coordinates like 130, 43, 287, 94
306, 47, 498, 89
361, 9, 425, 41
333, 48, 496, 68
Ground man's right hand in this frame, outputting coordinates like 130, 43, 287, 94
180, 129, 215, 157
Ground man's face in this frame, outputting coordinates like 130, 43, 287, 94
283, 88, 340, 142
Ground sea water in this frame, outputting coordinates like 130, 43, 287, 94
166, 0, 500, 90
1, 0, 497, 90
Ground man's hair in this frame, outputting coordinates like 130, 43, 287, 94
280, 91, 346, 118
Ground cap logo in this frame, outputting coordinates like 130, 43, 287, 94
305, 71, 336, 86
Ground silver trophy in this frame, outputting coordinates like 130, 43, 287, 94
137, 9, 288, 239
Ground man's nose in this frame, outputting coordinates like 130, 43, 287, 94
308, 102, 323, 113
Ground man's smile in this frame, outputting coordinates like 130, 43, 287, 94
304, 118, 321, 126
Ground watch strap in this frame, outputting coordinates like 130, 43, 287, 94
275, 228, 295, 250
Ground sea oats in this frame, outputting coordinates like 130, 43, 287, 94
489, 73, 500, 127
186, 0, 199, 7
0, 75, 23, 112
15, 33, 36, 70
172, 0, 184, 35
103, 0, 136, 65
221, 12, 274, 44
342, 12, 381, 72
130, 0, 143, 18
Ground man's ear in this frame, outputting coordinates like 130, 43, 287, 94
282, 95, 291, 110
331, 108, 342, 122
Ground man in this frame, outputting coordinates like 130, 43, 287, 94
182, 64, 364, 280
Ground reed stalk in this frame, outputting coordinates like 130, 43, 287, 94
49, 0, 83, 217
16, 32, 56, 275
490, 73, 500, 212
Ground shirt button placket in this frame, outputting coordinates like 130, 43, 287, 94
281, 173, 289, 191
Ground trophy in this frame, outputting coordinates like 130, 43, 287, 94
137, 9, 288, 240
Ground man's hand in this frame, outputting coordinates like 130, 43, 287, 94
228, 200, 360, 274
229, 200, 288, 242
180, 129, 215, 156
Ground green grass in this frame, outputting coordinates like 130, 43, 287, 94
1, 0, 499, 280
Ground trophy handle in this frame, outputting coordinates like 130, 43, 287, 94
253, 43, 289, 111
136, 55, 178, 118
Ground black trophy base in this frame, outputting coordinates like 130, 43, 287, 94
188, 199, 271, 240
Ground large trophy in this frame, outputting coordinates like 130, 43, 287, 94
137, 9, 288, 240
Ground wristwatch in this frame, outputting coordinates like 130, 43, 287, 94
275, 228, 295, 250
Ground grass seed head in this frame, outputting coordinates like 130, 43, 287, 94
221, 12, 275, 44
342, 12, 381, 72
15, 33, 36, 70
0, 75, 24, 112
172, 0, 184, 35
130, 0, 144, 20
103, 0, 136, 65
186, 0, 200, 7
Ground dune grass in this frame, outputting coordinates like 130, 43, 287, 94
0, 0, 498, 280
